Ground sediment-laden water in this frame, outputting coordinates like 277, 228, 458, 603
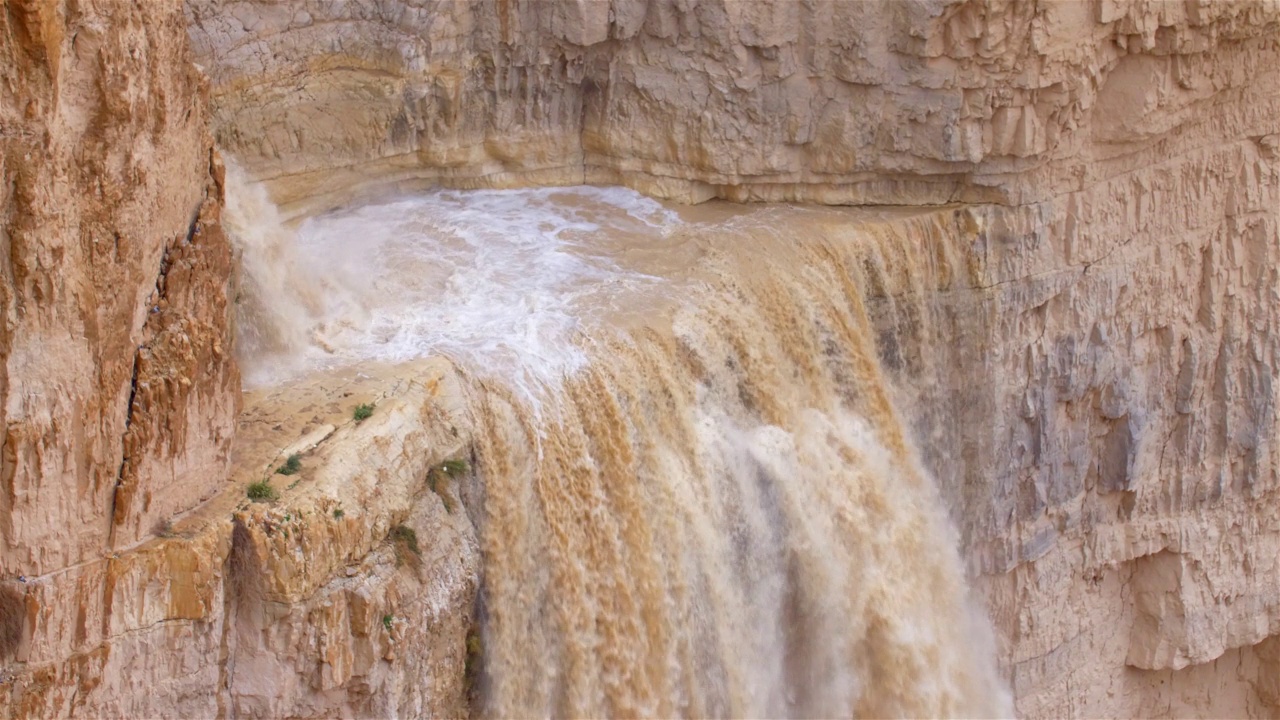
226, 170, 1011, 718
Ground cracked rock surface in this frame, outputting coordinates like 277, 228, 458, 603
0, 0, 1277, 717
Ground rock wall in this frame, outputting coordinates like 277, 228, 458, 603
182, 0, 1280, 716
219, 361, 479, 720
0, 0, 239, 712
0, 355, 479, 717
187, 0, 1278, 211
0, 0, 238, 572
986, 138, 1280, 717
876, 133, 1280, 715
0, 0, 1277, 717
0, 4, 472, 716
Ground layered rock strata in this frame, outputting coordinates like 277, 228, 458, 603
878, 148, 1280, 715
1, 356, 478, 717
186, 0, 1279, 211
182, 0, 1280, 716
0, 0, 239, 712
0, 0, 1276, 718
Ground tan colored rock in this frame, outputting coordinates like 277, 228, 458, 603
183, 1, 1280, 716
0, 0, 1277, 717
0, 359, 479, 718
0, 1, 237, 580
0, 0, 238, 714
186, 0, 1279, 212
223, 360, 479, 719
880, 135, 1280, 715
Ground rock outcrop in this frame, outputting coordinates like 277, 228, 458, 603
0, 4, 474, 716
0, 356, 478, 717
220, 361, 479, 719
887, 155, 1280, 716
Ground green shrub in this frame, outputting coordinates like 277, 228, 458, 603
382, 614, 394, 632
275, 454, 302, 476
390, 524, 420, 555
247, 480, 278, 502
441, 458, 469, 476
333, 508, 345, 520
353, 403, 375, 422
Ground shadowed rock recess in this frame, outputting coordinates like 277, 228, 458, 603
0, 0, 1277, 717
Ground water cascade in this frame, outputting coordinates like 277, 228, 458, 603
226, 173, 1012, 718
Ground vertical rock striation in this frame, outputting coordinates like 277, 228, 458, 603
0, 0, 238, 714
186, 0, 1278, 210
0, 0, 1277, 717
183, 0, 1280, 716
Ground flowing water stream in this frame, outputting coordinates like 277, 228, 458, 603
224, 165, 1012, 718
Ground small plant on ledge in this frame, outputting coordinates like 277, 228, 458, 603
389, 524, 421, 569
333, 507, 345, 520
353, 403, 375, 422
390, 524, 420, 554
275, 453, 302, 476
441, 458, 469, 476
247, 480, 278, 502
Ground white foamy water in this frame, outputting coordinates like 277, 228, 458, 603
229, 179, 689, 390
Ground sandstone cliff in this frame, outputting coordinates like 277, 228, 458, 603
0, 0, 1278, 717
0, 0, 239, 711
185, 0, 1280, 712
187, 0, 1277, 211
184, 1, 1280, 715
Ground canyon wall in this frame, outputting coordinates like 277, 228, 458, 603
0, 0, 238, 568
883, 150, 1280, 716
0, 0, 240, 713
0, 0, 1277, 717
0, 5, 475, 715
183, 0, 1280, 716
187, 0, 1277, 211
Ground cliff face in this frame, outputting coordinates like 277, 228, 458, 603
893, 151, 1280, 716
183, 0, 1280, 716
186, 0, 1277, 210
0, 0, 238, 713
0, 0, 1277, 717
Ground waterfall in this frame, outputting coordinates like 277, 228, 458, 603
223, 171, 1012, 717
469, 225, 1010, 718
221, 161, 324, 365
